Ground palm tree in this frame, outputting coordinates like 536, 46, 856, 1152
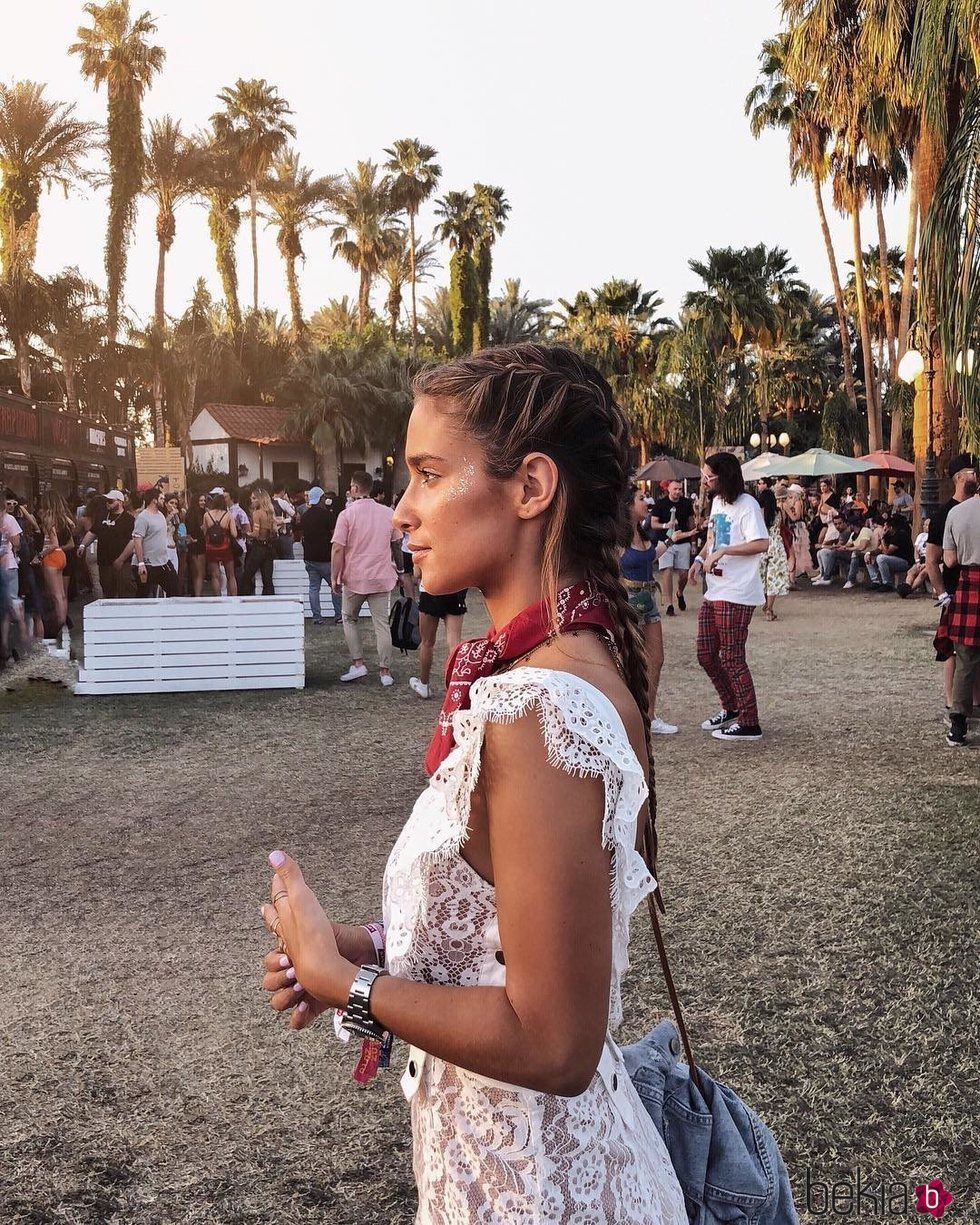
0, 215, 47, 395
746, 34, 861, 421
683, 245, 810, 444
0, 81, 97, 275
784, 3, 886, 455
383, 138, 441, 349
196, 125, 244, 328
378, 232, 438, 343
327, 160, 402, 330
41, 269, 104, 413
142, 116, 203, 328
489, 278, 554, 345
418, 286, 452, 355
212, 78, 295, 313
70, 1, 165, 342
259, 149, 337, 339
433, 189, 479, 353
308, 296, 359, 343
170, 280, 234, 452
280, 342, 412, 486
471, 183, 510, 350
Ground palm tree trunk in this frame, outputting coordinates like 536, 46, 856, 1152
16, 333, 30, 397
409, 210, 418, 351
153, 367, 165, 445
874, 186, 898, 383
64, 358, 79, 415
155, 240, 166, 328
898, 155, 918, 358
915, 122, 953, 495
358, 264, 371, 330
285, 256, 302, 340
250, 179, 259, 313
893, 162, 918, 458
851, 206, 882, 453
813, 174, 859, 415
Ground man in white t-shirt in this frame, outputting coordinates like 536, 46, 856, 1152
688, 452, 769, 741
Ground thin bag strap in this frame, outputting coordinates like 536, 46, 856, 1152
643, 819, 702, 1092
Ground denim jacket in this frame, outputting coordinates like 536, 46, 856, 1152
622, 1021, 798, 1225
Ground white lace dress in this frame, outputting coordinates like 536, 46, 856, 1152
382, 667, 687, 1225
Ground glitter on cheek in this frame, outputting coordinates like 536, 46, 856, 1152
445, 458, 476, 502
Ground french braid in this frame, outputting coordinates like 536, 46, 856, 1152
414, 343, 663, 894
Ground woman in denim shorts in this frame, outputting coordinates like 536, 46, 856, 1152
621, 486, 678, 734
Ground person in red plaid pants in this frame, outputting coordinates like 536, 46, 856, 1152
942, 486, 980, 747
688, 453, 770, 742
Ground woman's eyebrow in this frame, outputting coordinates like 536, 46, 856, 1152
407, 452, 448, 466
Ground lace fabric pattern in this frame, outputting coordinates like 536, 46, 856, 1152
383, 668, 687, 1225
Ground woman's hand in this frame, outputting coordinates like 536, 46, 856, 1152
259, 850, 356, 1016
704, 547, 726, 570
260, 949, 334, 1031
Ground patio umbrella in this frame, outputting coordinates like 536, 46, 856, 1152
740, 451, 786, 479
763, 447, 874, 478
634, 456, 702, 482
857, 449, 916, 476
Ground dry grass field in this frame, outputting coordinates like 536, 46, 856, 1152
2, 584, 977, 1224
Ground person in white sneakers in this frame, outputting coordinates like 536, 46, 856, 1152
409, 581, 467, 699
331, 470, 402, 685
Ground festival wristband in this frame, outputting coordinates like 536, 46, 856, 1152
361, 921, 386, 966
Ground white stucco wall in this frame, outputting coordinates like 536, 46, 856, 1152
188, 409, 224, 442
190, 441, 229, 474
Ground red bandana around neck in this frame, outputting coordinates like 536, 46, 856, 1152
423, 580, 616, 776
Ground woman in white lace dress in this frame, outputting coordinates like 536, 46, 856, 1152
259, 344, 688, 1224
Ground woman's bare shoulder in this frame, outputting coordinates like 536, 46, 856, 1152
510, 633, 648, 754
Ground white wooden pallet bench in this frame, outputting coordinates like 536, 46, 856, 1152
76, 597, 305, 695
254, 559, 372, 620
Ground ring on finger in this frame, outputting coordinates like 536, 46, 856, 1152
272, 890, 288, 905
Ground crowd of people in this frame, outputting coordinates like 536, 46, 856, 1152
2, 452, 978, 749
0, 480, 341, 664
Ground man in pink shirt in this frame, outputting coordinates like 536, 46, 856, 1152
331, 470, 402, 685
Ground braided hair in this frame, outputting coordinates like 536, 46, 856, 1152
413, 343, 661, 886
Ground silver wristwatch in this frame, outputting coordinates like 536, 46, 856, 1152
341, 964, 387, 1041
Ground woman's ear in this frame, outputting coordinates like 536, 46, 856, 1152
515, 452, 560, 520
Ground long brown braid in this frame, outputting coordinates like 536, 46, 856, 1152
414, 344, 662, 896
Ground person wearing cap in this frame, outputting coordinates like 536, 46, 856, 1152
76, 489, 135, 598
301, 486, 337, 625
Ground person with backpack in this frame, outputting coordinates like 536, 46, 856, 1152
203, 490, 238, 596
259, 345, 695, 1224
408, 582, 467, 699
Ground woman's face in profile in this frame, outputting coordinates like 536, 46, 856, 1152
395, 395, 518, 597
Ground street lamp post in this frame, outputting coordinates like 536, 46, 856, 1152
898, 320, 940, 523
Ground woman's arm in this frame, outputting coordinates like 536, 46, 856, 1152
268, 712, 614, 1096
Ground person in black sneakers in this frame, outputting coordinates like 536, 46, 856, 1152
688, 452, 769, 741
925, 454, 978, 711
300, 487, 336, 625
943, 478, 980, 746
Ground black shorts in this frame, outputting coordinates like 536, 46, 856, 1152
418, 589, 468, 619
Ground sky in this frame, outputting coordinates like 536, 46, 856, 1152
5, 0, 910, 327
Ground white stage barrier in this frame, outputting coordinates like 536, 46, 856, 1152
75, 597, 305, 695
